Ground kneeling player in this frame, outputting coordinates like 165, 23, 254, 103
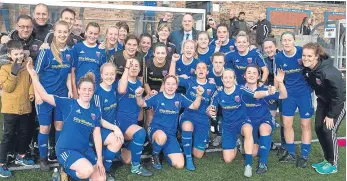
135, 75, 204, 170
207, 69, 276, 178
242, 65, 287, 174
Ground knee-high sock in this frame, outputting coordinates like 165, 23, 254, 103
103, 147, 117, 171
152, 140, 164, 156
301, 144, 311, 159
182, 131, 193, 157
259, 135, 272, 164
129, 129, 146, 166
38, 132, 49, 158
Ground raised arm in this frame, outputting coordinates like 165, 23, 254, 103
169, 53, 180, 76
274, 69, 287, 99
117, 59, 131, 94
26, 59, 56, 106
135, 87, 147, 107
188, 85, 204, 110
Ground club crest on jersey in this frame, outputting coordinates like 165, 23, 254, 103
162, 70, 168, 76
316, 78, 322, 85
229, 45, 234, 51
32, 45, 38, 52
190, 68, 195, 74
297, 58, 302, 65
91, 113, 96, 120
96, 51, 101, 57
207, 89, 211, 95
168, 47, 172, 52
73, 38, 77, 44
174, 101, 179, 108
247, 58, 252, 64
66, 54, 71, 61
235, 95, 240, 102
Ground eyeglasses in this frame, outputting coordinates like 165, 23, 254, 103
17, 24, 33, 30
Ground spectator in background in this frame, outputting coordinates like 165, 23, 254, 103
254, 13, 272, 50
163, 13, 199, 53
71, 19, 84, 38
2, 15, 43, 62
32, 3, 53, 42
44, 8, 83, 47
230, 12, 249, 38
229, 10, 238, 38
300, 17, 311, 35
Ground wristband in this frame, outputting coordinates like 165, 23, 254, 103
265, 91, 269, 96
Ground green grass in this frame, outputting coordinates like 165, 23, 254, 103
0, 114, 345, 181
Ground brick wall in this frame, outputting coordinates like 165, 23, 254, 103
209, 1, 346, 35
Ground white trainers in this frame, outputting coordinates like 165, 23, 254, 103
212, 136, 222, 147
244, 165, 252, 178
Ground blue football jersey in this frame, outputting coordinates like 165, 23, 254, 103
198, 47, 214, 66
145, 92, 192, 135
72, 42, 106, 84
211, 86, 254, 127
116, 79, 142, 125
35, 47, 73, 96
175, 57, 199, 77
241, 85, 280, 121
207, 67, 224, 87
274, 46, 312, 95
179, 77, 217, 124
225, 49, 266, 85
55, 96, 101, 151
209, 38, 236, 54
93, 83, 117, 125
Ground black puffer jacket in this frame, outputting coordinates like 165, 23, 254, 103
305, 56, 346, 119
0, 30, 43, 65
33, 21, 53, 42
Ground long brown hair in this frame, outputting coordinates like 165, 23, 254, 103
303, 42, 328, 59
51, 21, 69, 64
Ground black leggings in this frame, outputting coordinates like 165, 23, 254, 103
315, 102, 345, 167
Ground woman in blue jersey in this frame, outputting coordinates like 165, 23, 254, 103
169, 59, 217, 171
34, 20, 73, 171
225, 31, 269, 86
135, 75, 204, 170
71, 22, 106, 98
157, 23, 176, 59
263, 38, 286, 154
28, 61, 106, 180
99, 25, 119, 61
242, 64, 287, 174
207, 69, 276, 178
209, 23, 235, 54
207, 52, 226, 147
93, 63, 123, 180
274, 32, 314, 168
170, 41, 199, 78
197, 31, 215, 66
139, 33, 153, 62
116, 58, 153, 177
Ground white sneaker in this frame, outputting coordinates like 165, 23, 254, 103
244, 165, 252, 178
212, 136, 222, 147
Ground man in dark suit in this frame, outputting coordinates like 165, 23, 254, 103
160, 13, 199, 53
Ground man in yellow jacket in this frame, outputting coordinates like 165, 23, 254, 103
0, 40, 35, 178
